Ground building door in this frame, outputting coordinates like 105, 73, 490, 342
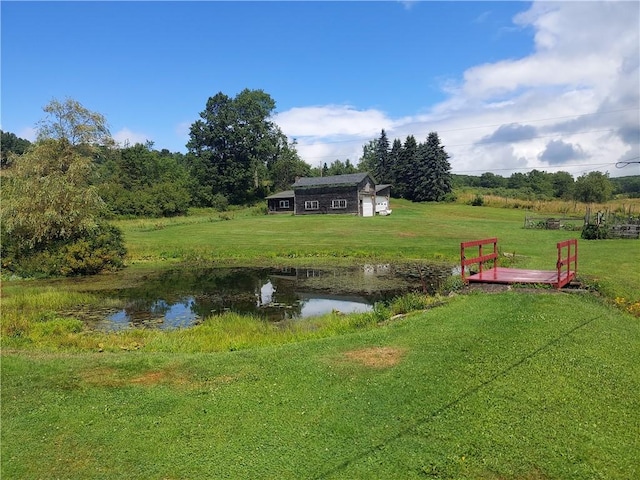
361, 196, 374, 217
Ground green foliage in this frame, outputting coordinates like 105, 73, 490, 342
268, 142, 311, 192
574, 171, 614, 203
1, 98, 126, 277
186, 89, 296, 205
388, 292, 435, 315
5, 221, 126, 277
469, 194, 485, 206
98, 143, 191, 217
581, 223, 610, 240
1, 139, 106, 254
1, 130, 32, 168
454, 170, 581, 201
36, 97, 112, 147
365, 131, 452, 202
210, 193, 230, 211
611, 175, 640, 197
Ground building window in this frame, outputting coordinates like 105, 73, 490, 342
279, 200, 290, 208
331, 199, 347, 209
305, 200, 319, 210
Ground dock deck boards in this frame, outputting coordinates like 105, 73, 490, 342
466, 267, 576, 288
461, 238, 578, 289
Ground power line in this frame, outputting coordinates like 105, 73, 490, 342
452, 162, 616, 175
287, 107, 639, 151
615, 156, 640, 168
314, 314, 603, 480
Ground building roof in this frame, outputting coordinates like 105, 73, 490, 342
375, 184, 391, 193
265, 190, 294, 199
292, 172, 373, 188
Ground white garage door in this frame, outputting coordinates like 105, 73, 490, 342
362, 197, 374, 217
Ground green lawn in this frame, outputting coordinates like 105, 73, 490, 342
117, 201, 639, 301
2, 201, 639, 479
2, 293, 638, 479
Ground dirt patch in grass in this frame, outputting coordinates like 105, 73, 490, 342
341, 346, 407, 369
81, 366, 125, 387
130, 370, 189, 386
81, 365, 192, 388
80, 365, 239, 390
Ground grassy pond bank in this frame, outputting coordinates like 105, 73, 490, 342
2, 200, 639, 479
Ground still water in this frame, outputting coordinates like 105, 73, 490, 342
89, 264, 451, 331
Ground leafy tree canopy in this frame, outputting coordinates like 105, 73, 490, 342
186, 89, 287, 205
36, 97, 112, 147
1, 130, 32, 168
574, 171, 613, 203
1, 98, 125, 276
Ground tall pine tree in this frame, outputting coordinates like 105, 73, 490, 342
393, 135, 418, 199
388, 138, 403, 194
374, 129, 391, 183
412, 132, 452, 201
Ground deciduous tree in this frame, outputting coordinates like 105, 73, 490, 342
1, 99, 125, 276
36, 97, 112, 147
1, 130, 31, 168
573, 171, 613, 203
186, 89, 283, 205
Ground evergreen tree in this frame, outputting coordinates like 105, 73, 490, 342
393, 135, 417, 199
412, 132, 452, 202
374, 129, 390, 183
388, 138, 403, 192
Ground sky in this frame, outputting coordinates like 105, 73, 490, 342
2, 1, 639, 178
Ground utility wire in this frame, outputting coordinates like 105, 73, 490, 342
615, 156, 640, 168
314, 313, 603, 480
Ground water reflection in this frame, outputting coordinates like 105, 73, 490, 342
92, 264, 451, 331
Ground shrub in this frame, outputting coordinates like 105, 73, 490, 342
581, 223, 609, 240
5, 221, 126, 277
469, 195, 484, 206
211, 193, 229, 212
389, 293, 433, 315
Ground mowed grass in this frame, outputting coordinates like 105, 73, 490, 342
2, 293, 638, 479
2, 200, 639, 479
117, 200, 639, 301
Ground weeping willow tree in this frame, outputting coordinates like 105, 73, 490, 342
1, 99, 126, 276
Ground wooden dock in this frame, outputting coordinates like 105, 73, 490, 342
461, 238, 577, 289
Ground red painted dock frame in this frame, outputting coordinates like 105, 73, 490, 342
461, 238, 578, 289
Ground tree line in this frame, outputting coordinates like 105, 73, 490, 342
2, 92, 636, 277
358, 130, 453, 202
451, 169, 638, 203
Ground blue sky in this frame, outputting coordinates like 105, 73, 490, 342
2, 1, 639, 177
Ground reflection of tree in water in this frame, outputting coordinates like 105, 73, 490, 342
100, 264, 452, 327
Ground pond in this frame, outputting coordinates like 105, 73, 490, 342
80, 264, 453, 331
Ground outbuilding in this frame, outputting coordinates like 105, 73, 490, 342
267, 173, 390, 217
266, 190, 295, 214
291, 173, 377, 217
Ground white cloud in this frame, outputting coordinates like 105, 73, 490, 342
274, 1, 640, 177
274, 105, 399, 166
274, 105, 394, 138
112, 128, 152, 148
